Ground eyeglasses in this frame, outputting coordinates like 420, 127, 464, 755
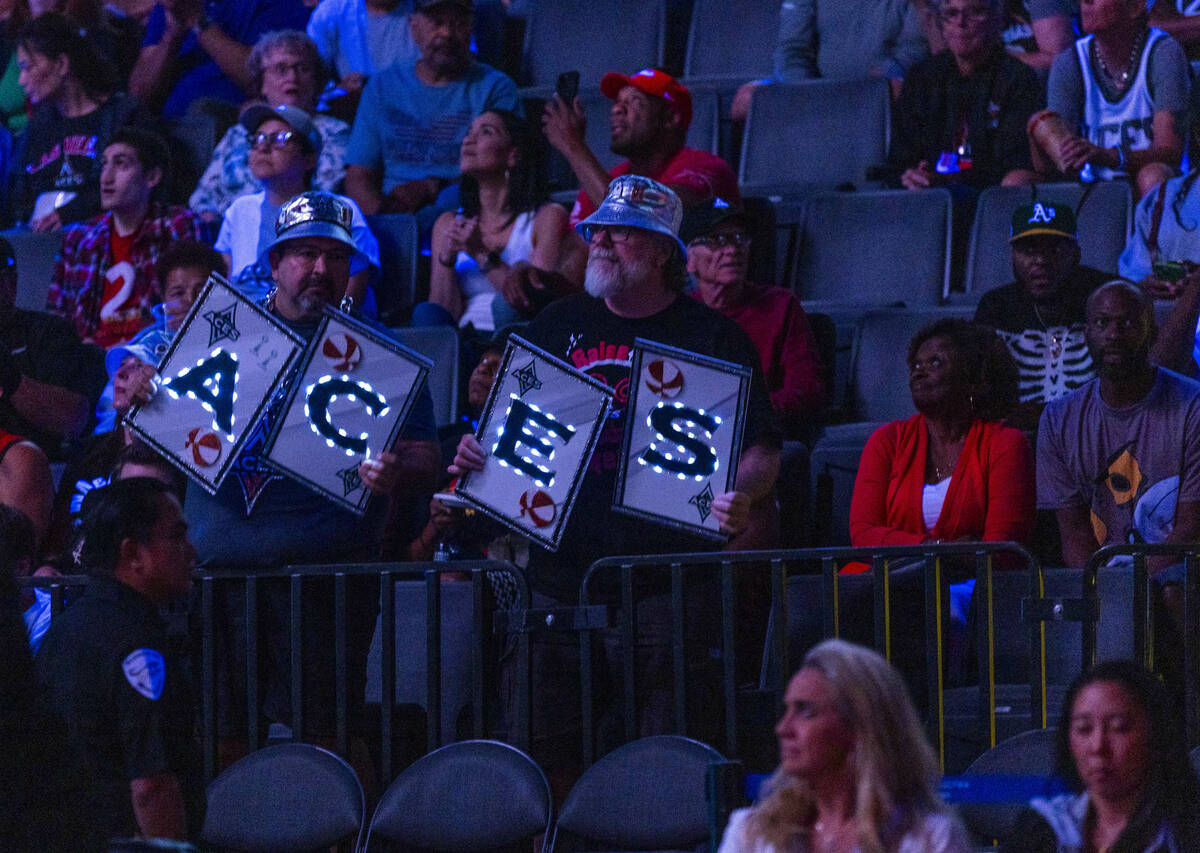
580, 223, 637, 244
265, 61, 314, 78
939, 5, 992, 23
283, 245, 353, 267
690, 232, 750, 250
250, 130, 296, 151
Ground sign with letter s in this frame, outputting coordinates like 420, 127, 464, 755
456, 335, 612, 550
127, 275, 305, 493
614, 339, 750, 540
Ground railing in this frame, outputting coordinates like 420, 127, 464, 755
577, 543, 1047, 768
1084, 544, 1200, 745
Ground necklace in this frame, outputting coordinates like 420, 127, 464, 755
1094, 27, 1146, 89
1032, 302, 1064, 359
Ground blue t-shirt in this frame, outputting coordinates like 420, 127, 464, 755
143, 0, 312, 118
344, 60, 521, 188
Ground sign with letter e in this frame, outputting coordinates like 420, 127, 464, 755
614, 339, 750, 540
263, 307, 431, 514
127, 274, 305, 493
456, 335, 612, 550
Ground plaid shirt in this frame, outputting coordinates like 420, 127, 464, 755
46, 203, 203, 344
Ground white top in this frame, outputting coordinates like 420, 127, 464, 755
215, 191, 380, 300
922, 477, 952, 531
717, 807, 970, 853
454, 209, 536, 332
1076, 28, 1166, 181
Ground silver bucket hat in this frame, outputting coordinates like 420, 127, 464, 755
576, 174, 686, 255
263, 191, 368, 275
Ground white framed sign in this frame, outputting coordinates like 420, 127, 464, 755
613, 338, 750, 540
456, 335, 613, 551
262, 306, 431, 514
127, 274, 305, 494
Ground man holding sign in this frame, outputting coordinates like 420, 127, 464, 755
184, 192, 439, 743
452, 175, 780, 777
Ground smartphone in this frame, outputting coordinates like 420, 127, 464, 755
555, 70, 580, 104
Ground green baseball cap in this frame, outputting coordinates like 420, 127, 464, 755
1010, 202, 1077, 243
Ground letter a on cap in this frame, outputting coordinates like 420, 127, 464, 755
1029, 203, 1055, 224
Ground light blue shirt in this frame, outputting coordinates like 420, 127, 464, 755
306, 0, 419, 78
344, 60, 521, 189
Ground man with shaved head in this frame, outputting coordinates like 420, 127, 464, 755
1037, 279, 1200, 574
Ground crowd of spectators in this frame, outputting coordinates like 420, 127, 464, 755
7, 0, 1200, 847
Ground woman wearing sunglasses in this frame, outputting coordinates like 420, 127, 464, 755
214, 103, 377, 305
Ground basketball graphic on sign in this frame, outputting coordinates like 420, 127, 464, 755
644, 358, 684, 397
322, 332, 362, 372
185, 427, 222, 467
518, 489, 556, 528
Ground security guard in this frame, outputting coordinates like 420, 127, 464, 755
37, 477, 204, 842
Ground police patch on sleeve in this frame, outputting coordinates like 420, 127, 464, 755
122, 648, 166, 700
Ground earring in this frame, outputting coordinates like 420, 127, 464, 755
339, 294, 355, 313
266, 284, 277, 311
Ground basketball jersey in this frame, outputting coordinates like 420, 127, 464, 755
1076, 27, 1167, 182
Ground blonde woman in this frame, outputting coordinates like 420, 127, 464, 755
718, 639, 969, 853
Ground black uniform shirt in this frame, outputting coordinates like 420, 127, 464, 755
35, 576, 204, 841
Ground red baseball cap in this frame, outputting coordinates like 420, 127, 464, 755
600, 68, 693, 129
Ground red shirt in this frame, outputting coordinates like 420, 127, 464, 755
691, 285, 825, 435
569, 147, 741, 227
849, 414, 1035, 550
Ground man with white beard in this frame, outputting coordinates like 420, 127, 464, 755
451, 174, 780, 780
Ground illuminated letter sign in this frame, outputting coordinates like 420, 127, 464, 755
614, 339, 751, 540
127, 274, 305, 494
456, 335, 612, 551
491, 398, 576, 486
263, 307, 430, 514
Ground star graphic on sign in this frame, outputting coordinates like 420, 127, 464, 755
337, 464, 363, 496
512, 359, 542, 396
689, 482, 715, 523
204, 303, 240, 346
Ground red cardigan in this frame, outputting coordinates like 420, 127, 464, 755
848, 414, 1035, 548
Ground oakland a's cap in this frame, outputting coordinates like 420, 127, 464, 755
1010, 202, 1078, 243
577, 174, 686, 254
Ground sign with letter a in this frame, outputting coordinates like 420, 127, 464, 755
127, 275, 305, 493
263, 306, 431, 514
614, 339, 750, 540
456, 335, 613, 550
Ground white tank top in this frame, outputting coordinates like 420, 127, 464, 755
1076, 28, 1167, 182
455, 209, 537, 332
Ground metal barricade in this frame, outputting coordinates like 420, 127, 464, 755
1083, 544, 1200, 745
196, 560, 529, 783
574, 543, 1046, 768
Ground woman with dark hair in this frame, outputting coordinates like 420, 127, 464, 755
423, 108, 581, 333
1001, 660, 1200, 852
849, 318, 1035, 548
8, 12, 144, 230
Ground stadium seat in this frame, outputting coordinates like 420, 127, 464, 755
199, 743, 365, 852
807, 422, 881, 547
520, 0, 665, 89
964, 182, 1132, 297
5, 229, 62, 312
792, 190, 953, 310
366, 213, 419, 325
549, 735, 730, 852
955, 728, 1058, 843
683, 0, 778, 84
848, 306, 975, 423
738, 79, 890, 195
390, 325, 460, 428
362, 739, 552, 851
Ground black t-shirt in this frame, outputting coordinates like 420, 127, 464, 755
520, 293, 781, 601
974, 264, 1110, 335
0, 308, 106, 455
36, 577, 204, 841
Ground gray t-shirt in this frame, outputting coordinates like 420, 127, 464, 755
1046, 32, 1190, 130
1037, 367, 1200, 547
